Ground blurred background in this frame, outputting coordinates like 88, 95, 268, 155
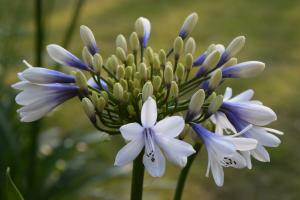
1, 0, 300, 199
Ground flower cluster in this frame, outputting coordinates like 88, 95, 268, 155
12, 13, 282, 186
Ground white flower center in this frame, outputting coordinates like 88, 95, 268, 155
144, 128, 156, 162
213, 150, 237, 167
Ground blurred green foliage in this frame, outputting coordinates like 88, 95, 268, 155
1, 0, 300, 199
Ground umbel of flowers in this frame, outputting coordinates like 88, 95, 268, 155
12, 13, 283, 199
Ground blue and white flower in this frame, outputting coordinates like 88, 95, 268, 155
115, 97, 195, 177
221, 61, 265, 79
139, 17, 151, 48
47, 44, 89, 70
80, 25, 99, 56
192, 123, 257, 186
178, 13, 198, 40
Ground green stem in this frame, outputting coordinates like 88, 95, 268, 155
130, 150, 145, 200
185, 71, 190, 82
173, 60, 178, 74
102, 64, 119, 82
173, 143, 202, 200
158, 89, 170, 107
166, 47, 174, 58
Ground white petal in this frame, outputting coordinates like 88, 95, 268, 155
152, 116, 184, 138
154, 135, 195, 157
210, 150, 224, 187
223, 87, 232, 101
20, 103, 59, 122
249, 127, 281, 147
224, 137, 257, 151
216, 44, 225, 55
227, 89, 254, 103
164, 150, 187, 169
114, 136, 144, 166
16, 90, 54, 105
80, 26, 98, 55
143, 144, 165, 177
207, 137, 236, 158
229, 152, 246, 169
120, 123, 144, 140
241, 151, 252, 169
263, 128, 284, 135
250, 143, 270, 162
17, 73, 27, 81
141, 97, 157, 128
241, 100, 263, 105
214, 112, 237, 135
210, 114, 216, 123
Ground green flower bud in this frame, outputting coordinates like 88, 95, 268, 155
139, 63, 147, 83
147, 67, 151, 80
153, 57, 160, 71
123, 91, 129, 103
185, 53, 193, 72
204, 120, 214, 132
91, 91, 98, 108
129, 80, 134, 91
175, 63, 184, 83
135, 19, 145, 44
133, 88, 140, 98
220, 58, 237, 70
107, 78, 114, 93
116, 34, 127, 55
153, 76, 161, 93
70, 71, 76, 77
204, 95, 223, 119
164, 66, 173, 88
130, 32, 139, 55
127, 105, 136, 116
97, 97, 106, 113
207, 69, 222, 95
174, 37, 183, 61
146, 47, 153, 65
125, 66, 132, 80
225, 36, 245, 59
138, 99, 142, 111
75, 70, 88, 96
127, 54, 134, 66
151, 95, 156, 101
133, 78, 140, 89
100, 91, 108, 106
205, 92, 216, 103
120, 78, 128, 91
142, 82, 153, 103
111, 55, 118, 75
100, 133, 111, 142
157, 69, 163, 80
179, 124, 190, 140
171, 81, 178, 102
185, 37, 196, 55
113, 83, 123, 104
82, 47, 93, 69
201, 50, 221, 74
93, 53, 103, 76
207, 44, 216, 56
158, 49, 166, 67
131, 63, 137, 78
134, 72, 141, 84
186, 89, 205, 123
166, 61, 173, 70
116, 47, 127, 64
106, 58, 113, 76
82, 98, 96, 124
117, 65, 125, 79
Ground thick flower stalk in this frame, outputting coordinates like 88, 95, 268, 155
11, 12, 283, 200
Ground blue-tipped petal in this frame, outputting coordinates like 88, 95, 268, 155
80, 26, 99, 55
139, 17, 151, 48
178, 13, 198, 40
193, 52, 207, 67
47, 44, 88, 70
221, 61, 265, 78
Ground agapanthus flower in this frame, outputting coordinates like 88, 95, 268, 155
115, 97, 195, 177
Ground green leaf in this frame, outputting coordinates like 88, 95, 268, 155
6, 167, 24, 200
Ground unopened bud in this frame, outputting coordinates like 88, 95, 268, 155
131, 64, 137, 77
224, 36, 245, 59
174, 37, 183, 61
123, 91, 129, 103
133, 88, 140, 98
179, 124, 190, 140
107, 78, 114, 93
207, 44, 216, 56
220, 58, 237, 70
113, 83, 123, 104
204, 120, 214, 132
75, 70, 88, 96
91, 91, 98, 108
117, 65, 125, 79
135, 19, 145, 44
139, 63, 147, 83
158, 49, 166, 67
70, 71, 76, 77
153, 76, 161, 93
153, 57, 160, 71
106, 58, 113, 75
205, 92, 216, 103
100, 133, 111, 142
204, 95, 223, 119
127, 105, 135, 116
146, 47, 153, 65
147, 67, 151, 80
116, 34, 127, 55
82, 98, 96, 124
178, 13, 198, 40
93, 53, 103, 76
125, 66, 132, 80
116, 47, 127, 64
157, 69, 163, 80
97, 97, 106, 113
130, 32, 139, 54
222, 61, 265, 78
185, 89, 205, 123
133, 78, 141, 89
128, 80, 134, 91
216, 44, 225, 54
80, 26, 98, 55
111, 55, 118, 75
176, 63, 184, 83
120, 78, 128, 91
171, 81, 179, 102
185, 53, 193, 72
164, 66, 173, 88
134, 72, 141, 84
100, 91, 108, 106
166, 61, 173, 70
142, 82, 153, 103
82, 47, 93, 70
185, 37, 196, 55
127, 54, 134, 66
138, 99, 142, 111
207, 69, 222, 95
196, 50, 221, 78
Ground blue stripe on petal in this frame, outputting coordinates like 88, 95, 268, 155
193, 52, 207, 67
